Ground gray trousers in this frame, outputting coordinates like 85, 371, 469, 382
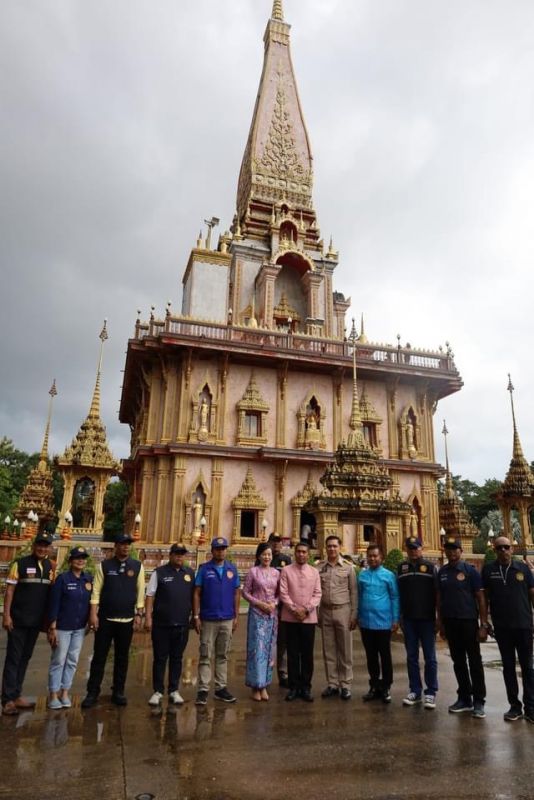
197, 619, 233, 692
320, 605, 353, 689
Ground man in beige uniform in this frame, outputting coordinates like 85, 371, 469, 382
317, 535, 357, 700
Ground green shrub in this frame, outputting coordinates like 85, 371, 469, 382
384, 548, 404, 574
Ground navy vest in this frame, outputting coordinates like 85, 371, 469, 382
11, 554, 53, 628
99, 557, 141, 619
153, 563, 194, 626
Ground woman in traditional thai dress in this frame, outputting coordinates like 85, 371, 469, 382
243, 544, 280, 701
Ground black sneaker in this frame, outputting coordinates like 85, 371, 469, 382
81, 694, 98, 709
214, 687, 237, 703
111, 693, 127, 706
504, 706, 523, 722
524, 712, 534, 724
362, 688, 381, 702
382, 689, 392, 704
472, 702, 486, 719
448, 699, 473, 714
195, 690, 208, 706
321, 686, 340, 698
340, 688, 352, 701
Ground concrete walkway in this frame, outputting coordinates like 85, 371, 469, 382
0, 627, 531, 800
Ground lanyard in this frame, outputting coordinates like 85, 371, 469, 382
499, 563, 511, 586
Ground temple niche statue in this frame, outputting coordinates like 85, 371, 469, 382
198, 398, 210, 440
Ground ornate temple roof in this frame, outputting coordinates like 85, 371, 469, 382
57, 322, 120, 473
308, 321, 410, 516
438, 421, 478, 541
15, 381, 57, 524
236, 0, 313, 221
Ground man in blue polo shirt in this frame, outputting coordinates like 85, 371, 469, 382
193, 537, 240, 706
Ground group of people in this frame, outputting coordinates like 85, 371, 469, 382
1, 529, 534, 727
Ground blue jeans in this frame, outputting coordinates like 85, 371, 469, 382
48, 629, 86, 692
402, 618, 438, 695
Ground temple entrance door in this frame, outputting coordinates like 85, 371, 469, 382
300, 510, 316, 546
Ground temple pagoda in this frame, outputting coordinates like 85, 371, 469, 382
119, 1, 462, 555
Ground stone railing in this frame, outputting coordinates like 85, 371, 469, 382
133, 315, 457, 373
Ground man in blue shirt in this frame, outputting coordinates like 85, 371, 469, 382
356, 544, 400, 703
193, 537, 240, 706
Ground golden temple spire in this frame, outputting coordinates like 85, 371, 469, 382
442, 420, 455, 499
507, 374, 526, 461
89, 320, 108, 420
347, 319, 366, 449
272, 0, 284, 20
359, 313, 368, 344
502, 374, 534, 497
58, 320, 120, 472
236, 0, 313, 223
39, 379, 58, 466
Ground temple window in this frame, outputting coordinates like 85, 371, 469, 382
363, 422, 378, 449
232, 468, 268, 542
236, 373, 269, 446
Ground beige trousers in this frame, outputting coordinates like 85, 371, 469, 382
198, 619, 233, 692
320, 605, 353, 689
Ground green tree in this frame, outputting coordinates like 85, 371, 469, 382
103, 480, 129, 541
384, 548, 404, 574
0, 437, 39, 519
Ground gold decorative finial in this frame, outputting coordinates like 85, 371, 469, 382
441, 420, 455, 499
347, 319, 366, 448
359, 313, 368, 344
39, 379, 58, 465
507, 373, 525, 461
272, 0, 284, 21
89, 321, 108, 419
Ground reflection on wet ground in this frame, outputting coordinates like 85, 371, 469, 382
0, 627, 532, 800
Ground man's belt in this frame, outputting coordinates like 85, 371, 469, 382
321, 601, 350, 609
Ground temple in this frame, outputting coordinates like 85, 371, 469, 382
119, 1, 463, 556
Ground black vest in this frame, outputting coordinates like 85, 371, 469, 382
153, 563, 195, 626
12, 554, 53, 628
438, 562, 478, 620
99, 557, 141, 619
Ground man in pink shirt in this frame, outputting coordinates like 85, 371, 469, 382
279, 542, 322, 702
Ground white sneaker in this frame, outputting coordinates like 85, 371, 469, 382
402, 692, 422, 706
148, 692, 163, 706
169, 691, 184, 705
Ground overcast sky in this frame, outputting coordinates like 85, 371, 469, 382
1, 0, 533, 484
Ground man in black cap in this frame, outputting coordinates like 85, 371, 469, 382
483, 535, 534, 723
145, 543, 195, 707
397, 536, 438, 708
268, 534, 292, 687
1, 532, 55, 715
437, 537, 488, 718
81, 534, 145, 708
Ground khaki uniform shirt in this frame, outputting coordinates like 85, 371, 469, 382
317, 557, 357, 616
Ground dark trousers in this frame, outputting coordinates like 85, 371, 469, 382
443, 618, 486, 703
402, 618, 438, 695
285, 622, 316, 691
276, 613, 288, 680
151, 625, 189, 694
86, 619, 133, 696
360, 628, 393, 690
1, 627, 40, 704
494, 627, 534, 714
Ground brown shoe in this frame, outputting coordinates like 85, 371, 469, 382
2, 701, 19, 716
14, 697, 35, 709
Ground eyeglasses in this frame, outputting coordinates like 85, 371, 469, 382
496, 545, 511, 551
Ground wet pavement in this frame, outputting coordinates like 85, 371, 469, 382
0, 625, 532, 800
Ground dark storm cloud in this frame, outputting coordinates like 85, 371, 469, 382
1, 0, 534, 483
